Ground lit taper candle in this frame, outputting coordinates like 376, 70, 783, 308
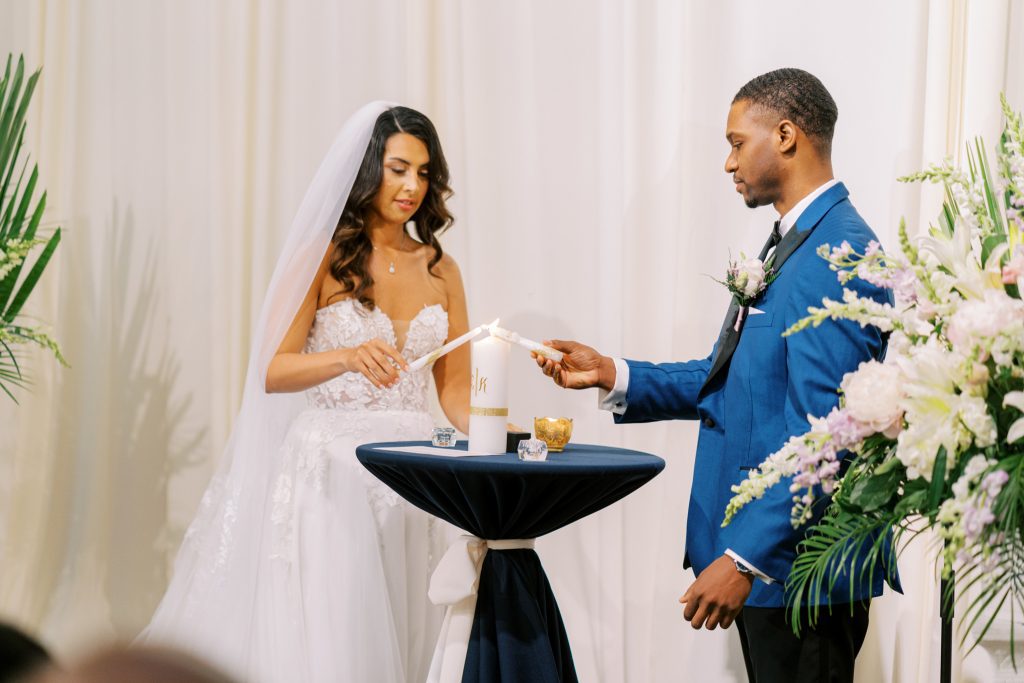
407, 323, 488, 373
486, 324, 564, 362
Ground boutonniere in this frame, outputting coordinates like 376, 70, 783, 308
719, 254, 777, 307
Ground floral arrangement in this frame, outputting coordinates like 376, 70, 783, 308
723, 95, 1024, 650
0, 54, 64, 400
720, 255, 775, 307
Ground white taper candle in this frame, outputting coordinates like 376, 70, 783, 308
487, 325, 564, 362
407, 324, 485, 373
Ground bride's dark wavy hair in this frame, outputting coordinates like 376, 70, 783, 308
328, 106, 454, 309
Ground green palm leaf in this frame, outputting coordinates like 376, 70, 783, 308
0, 338, 24, 402
4, 225, 58, 322
1, 198, 52, 320
0, 141, 27, 241
0, 53, 63, 400
0, 56, 39, 178
0, 126, 24, 222
4, 165, 37, 242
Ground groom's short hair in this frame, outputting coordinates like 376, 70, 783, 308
733, 68, 838, 155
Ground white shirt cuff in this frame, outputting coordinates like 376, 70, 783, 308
597, 358, 630, 415
724, 549, 774, 585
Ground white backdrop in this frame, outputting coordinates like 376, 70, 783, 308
2, 1, 1023, 681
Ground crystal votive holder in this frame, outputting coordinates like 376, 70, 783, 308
517, 438, 549, 462
431, 427, 457, 448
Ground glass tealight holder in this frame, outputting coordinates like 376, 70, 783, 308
517, 438, 549, 462
431, 427, 457, 448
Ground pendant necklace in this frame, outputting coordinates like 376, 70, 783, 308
372, 230, 409, 275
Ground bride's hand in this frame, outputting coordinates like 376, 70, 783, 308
533, 340, 616, 391
341, 339, 408, 389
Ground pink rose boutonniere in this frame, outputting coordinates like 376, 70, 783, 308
721, 254, 776, 307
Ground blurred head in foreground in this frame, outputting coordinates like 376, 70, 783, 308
0, 622, 52, 683
30, 645, 236, 683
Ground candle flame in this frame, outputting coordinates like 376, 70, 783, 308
485, 318, 500, 331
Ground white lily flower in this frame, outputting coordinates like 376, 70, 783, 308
1004, 391, 1024, 443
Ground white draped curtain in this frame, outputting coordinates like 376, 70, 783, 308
1, 1, 1022, 681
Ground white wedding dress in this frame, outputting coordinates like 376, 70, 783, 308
144, 298, 450, 683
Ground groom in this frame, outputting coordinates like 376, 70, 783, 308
535, 69, 897, 682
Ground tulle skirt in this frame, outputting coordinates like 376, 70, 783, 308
142, 408, 447, 683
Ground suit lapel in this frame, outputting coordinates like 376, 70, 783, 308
704, 301, 741, 384
699, 182, 850, 394
765, 224, 812, 273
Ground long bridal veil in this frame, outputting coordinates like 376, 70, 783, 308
141, 101, 394, 674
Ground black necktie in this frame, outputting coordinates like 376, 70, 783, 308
702, 220, 783, 391
758, 220, 782, 263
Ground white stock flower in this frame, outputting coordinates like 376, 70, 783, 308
841, 360, 904, 437
887, 329, 914, 357
946, 288, 1024, 357
723, 433, 808, 526
953, 454, 993, 499
958, 394, 997, 448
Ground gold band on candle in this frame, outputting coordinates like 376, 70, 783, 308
470, 406, 509, 417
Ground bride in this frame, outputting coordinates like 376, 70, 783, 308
141, 102, 470, 683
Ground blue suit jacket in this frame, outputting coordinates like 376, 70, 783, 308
617, 183, 898, 607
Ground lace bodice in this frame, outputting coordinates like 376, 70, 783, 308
303, 298, 448, 413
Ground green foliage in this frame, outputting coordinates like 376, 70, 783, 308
927, 447, 949, 514
0, 54, 64, 401
844, 465, 902, 513
785, 507, 898, 632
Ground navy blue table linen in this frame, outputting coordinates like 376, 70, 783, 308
355, 442, 665, 683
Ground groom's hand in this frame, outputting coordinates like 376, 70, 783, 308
533, 340, 616, 391
678, 555, 753, 630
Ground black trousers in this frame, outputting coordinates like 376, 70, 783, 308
735, 601, 870, 683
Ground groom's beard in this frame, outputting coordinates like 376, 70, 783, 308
742, 175, 783, 210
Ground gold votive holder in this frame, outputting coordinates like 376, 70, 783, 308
533, 417, 573, 452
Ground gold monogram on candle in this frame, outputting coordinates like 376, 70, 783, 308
471, 368, 488, 396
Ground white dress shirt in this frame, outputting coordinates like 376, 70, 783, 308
597, 179, 839, 583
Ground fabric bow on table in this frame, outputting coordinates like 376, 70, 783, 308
427, 535, 536, 683
428, 535, 489, 604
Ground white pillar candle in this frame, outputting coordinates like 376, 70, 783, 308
468, 334, 510, 454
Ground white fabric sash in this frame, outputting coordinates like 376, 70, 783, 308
426, 535, 536, 683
